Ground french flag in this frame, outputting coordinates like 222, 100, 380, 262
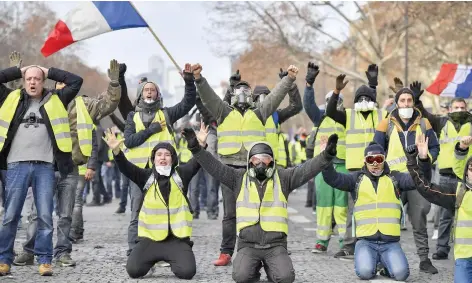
41, 1, 148, 57
426, 63, 472, 98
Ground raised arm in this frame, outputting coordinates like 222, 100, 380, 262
0, 67, 22, 103
49, 67, 84, 106
325, 74, 348, 126
165, 63, 197, 125
277, 83, 302, 124
303, 62, 322, 125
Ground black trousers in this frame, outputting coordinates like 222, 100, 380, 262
126, 237, 196, 280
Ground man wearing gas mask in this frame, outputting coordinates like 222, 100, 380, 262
413, 82, 472, 265
304, 62, 349, 254
192, 63, 298, 266
373, 85, 440, 274
325, 65, 385, 260
181, 127, 338, 283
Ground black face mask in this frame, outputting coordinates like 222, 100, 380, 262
254, 163, 268, 180
449, 111, 471, 124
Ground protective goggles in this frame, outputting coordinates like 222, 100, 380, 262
234, 87, 252, 97
249, 154, 273, 166
364, 154, 385, 165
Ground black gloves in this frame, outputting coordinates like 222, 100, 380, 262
305, 62, 319, 86
119, 63, 127, 77
278, 68, 288, 79
182, 128, 200, 149
229, 70, 241, 88
410, 81, 424, 101
365, 64, 378, 88
148, 122, 163, 134
405, 144, 417, 155
325, 134, 338, 156
336, 74, 349, 91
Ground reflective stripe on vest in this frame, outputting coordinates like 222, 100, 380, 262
0, 90, 22, 151
138, 173, 192, 241
354, 175, 401, 237
75, 96, 94, 157
125, 110, 175, 168
236, 172, 288, 234
178, 139, 192, 163
345, 109, 383, 170
217, 109, 265, 156
438, 121, 472, 170
265, 115, 279, 161
313, 116, 346, 160
44, 94, 73, 152
386, 119, 426, 172
454, 183, 472, 259
276, 133, 287, 167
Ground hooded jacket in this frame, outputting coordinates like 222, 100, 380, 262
187, 140, 334, 250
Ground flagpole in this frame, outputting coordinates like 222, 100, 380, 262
130, 1, 182, 73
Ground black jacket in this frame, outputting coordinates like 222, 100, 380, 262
0, 66, 83, 175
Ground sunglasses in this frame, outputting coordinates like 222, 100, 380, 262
250, 154, 273, 166
365, 154, 385, 165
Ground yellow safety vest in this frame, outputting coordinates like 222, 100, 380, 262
276, 133, 287, 168
313, 116, 346, 160
354, 175, 402, 237
78, 164, 87, 176
345, 109, 383, 170
126, 110, 175, 168
386, 119, 427, 172
236, 172, 288, 234
265, 115, 278, 161
138, 173, 193, 242
217, 109, 265, 156
75, 96, 94, 157
178, 138, 192, 163
438, 121, 472, 170
454, 183, 472, 259
0, 89, 72, 153
107, 133, 124, 161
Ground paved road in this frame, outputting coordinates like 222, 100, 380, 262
4, 187, 454, 283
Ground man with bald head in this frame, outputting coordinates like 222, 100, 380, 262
0, 54, 83, 277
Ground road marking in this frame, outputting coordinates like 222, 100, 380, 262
287, 207, 298, 214
289, 215, 311, 223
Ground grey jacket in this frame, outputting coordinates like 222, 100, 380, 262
189, 141, 334, 250
195, 76, 295, 166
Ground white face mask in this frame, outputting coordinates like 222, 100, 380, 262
398, 107, 414, 119
354, 101, 376, 112
155, 165, 172, 176
144, 98, 155, 104
370, 168, 384, 176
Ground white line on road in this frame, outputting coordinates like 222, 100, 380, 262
287, 207, 298, 214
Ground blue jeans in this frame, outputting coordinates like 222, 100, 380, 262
0, 162, 55, 265
119, 173, 130, 209
354, 239, 409, 281
455, 258, 472, 283
105, 163, 121, 199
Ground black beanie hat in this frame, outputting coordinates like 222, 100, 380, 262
395, 88, 414, 104
354, 85, 376, 103
150, 142, 178, 168
253, 85, 270, 95
249, 142, 273, 158
364, 142, 385, 157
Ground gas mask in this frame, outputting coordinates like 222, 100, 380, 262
248, 153, 275, 180
354, 96, 375, 112
231, 86, 253, 110
255, 93, 266, 108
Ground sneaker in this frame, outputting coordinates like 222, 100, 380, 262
115, 207, 126, 214
334, 249, 354, 261
13, 251, 34, 266
432, 229, 438, 240
157, 261, 170, 267
419, 259, 438, 274
56, 253, 76, 267
311, 244, 327, 253
39, 263, 53, 276
432, 251, 448, 260
213, 253, 232, 266
0, 264, 10, 276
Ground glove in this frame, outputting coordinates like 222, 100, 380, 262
365, 64, 378, 87
325, 134, 338, 156
405, 144, 418, 166
107, 59, 119, 82
305, 62, 319, 86
182, 63, 194, 84
335, 74, 349, 91
148, 122, 163, 134
389, 77, 404, 94
9, 51, 22, 68
410, 81, 424, 101
182, 128, 199, 149
229, 70, 241, 88
279, 68, 288, 79
119, 63, 127, 77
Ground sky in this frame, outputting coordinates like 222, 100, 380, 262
46, 1, 231, 87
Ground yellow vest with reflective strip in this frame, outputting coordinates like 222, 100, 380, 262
438, 121, 472, 170
75, 96, 94, 157
126, 110, 175, 168
265, 115, 278, 161
276, 133, 287, 168
78, 164, 87, 175
454, 183, 472, 259
0, 89, 72, 153
354, 175, 401, 237
178, 138, 192, 163
236, 172, 288, 234
386, 119, 426, 172
313, 116, 346, 160
345, 109, 383, 170
138, 173, 192, 241
217, 109, 265, 156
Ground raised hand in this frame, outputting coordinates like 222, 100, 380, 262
415, 134, 429, 159
279, 68, 288, 79
107, 59, 119, 82
305, 62, 320, 86
325, 134, 338, 156
9, 51, 22, 68
287, 65, 299, 79
389, 77, 404, 94
103, 128, 124, 154
192, 64, 202, 80
182, 63, 194, 83
196, 122, 210, 146
230, 70, 241, 87
365, 64, 378, 87
410, 81, 424, 100
336, 74, 349, 91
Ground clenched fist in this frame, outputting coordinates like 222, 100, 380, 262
192, 64, 202, 80
287, 65, 299, 79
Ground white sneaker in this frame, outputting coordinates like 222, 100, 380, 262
432, 229, 438, 240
